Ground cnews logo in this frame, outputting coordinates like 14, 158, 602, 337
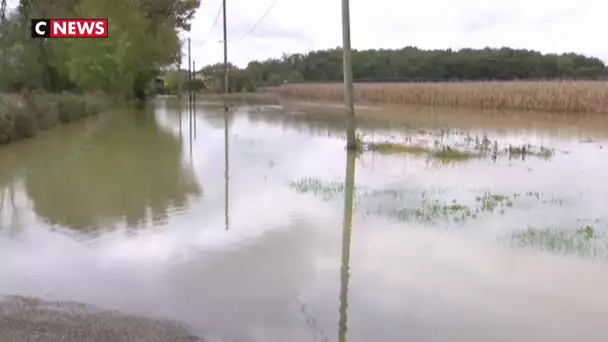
31, 19, 108, 38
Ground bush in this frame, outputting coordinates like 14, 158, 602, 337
12, 107, 36, 139
82, 92, 110, 115
184, 79, 205, 92
0, 96, 17, 143
0, 92, 113, 145
56, 93, 87, 123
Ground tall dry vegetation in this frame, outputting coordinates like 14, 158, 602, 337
271, 82, 608, 114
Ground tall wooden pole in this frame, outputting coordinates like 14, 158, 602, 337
342, 0, 356, 149
177, 47, 183, 99
192, 60, 196, 139
222, 0, 229, 111
188, 37, 192, 103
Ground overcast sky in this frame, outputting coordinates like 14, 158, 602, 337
185, 0, 607, 68
7, 0, 606, 69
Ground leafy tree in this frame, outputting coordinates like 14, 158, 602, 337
237, 47, 607, 86
164, 69, 186, 94
0, 0, 199, 99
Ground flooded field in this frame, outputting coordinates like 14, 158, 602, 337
2, 97, 608, 341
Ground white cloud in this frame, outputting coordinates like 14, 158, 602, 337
184, 0, 608, 68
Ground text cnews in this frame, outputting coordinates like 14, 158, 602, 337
31, 19, 108, 38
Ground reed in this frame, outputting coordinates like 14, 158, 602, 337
270, 81, 608, 114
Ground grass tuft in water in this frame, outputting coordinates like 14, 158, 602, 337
288, 178, 357, 200
288, 179, 524, 226
363, 141, 478, 162
506, 144, 555, 159
476, 192, 514, 212
364, 142, 430, 155
390, 202, 474, 225
432, 146, 476, 161
512, 225, 605, 258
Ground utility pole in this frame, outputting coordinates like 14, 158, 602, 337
192, 60, 196, 102
177, 47, 183, 99
188, 37, 192, 103
341, 0, 356, 149
192, 60, 196, 138
222, 0, 229, 111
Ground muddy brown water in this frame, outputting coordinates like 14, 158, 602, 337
1, 97, 608, 342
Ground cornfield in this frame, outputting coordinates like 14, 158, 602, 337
270, 81, 608, 114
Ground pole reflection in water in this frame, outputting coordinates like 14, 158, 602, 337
193, 93, 197, 140
188, 98, 193, 164
224, 111, 230, 231
339, 146, 356, 342
178, 98, 182, 138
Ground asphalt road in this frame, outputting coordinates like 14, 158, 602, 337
0, 295, 205, 342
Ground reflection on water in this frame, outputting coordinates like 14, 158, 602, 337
339, 148, 356, 342
225, 105, 230, 231
2, 98, 608, 341
21, 110, 201, 231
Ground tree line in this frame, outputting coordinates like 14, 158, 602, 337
0, 0, 199, 100
198, 47, 607, 92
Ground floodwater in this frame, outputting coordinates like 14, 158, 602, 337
2, 97, 608, 342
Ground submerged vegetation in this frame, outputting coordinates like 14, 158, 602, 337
363, 141, 477, 160
390, 202, 474, 224
512, 225, 607, 258
432, 146, 476, 161
357, 128, 556, 164
288, 178, 520, 225
288, 179, 359, 200
289, 176, 608, 259
476, 192, 513, 212
364, 142, 430, 155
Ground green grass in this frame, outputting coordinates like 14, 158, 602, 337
390, 202, 474, 224
476, 192, 514, 212
288, 178, 604, 258
288, 179, 524, 226
288, 178, 358, 200
363, 142, 430, 155
358, 129, 557, 163
362, 140, 478, 162
432, 146, 477, 161
512, 225, 605, 258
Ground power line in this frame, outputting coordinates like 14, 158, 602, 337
231, 0, 279, 43
184, 1, 223, 47
197, 2, 223, 46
